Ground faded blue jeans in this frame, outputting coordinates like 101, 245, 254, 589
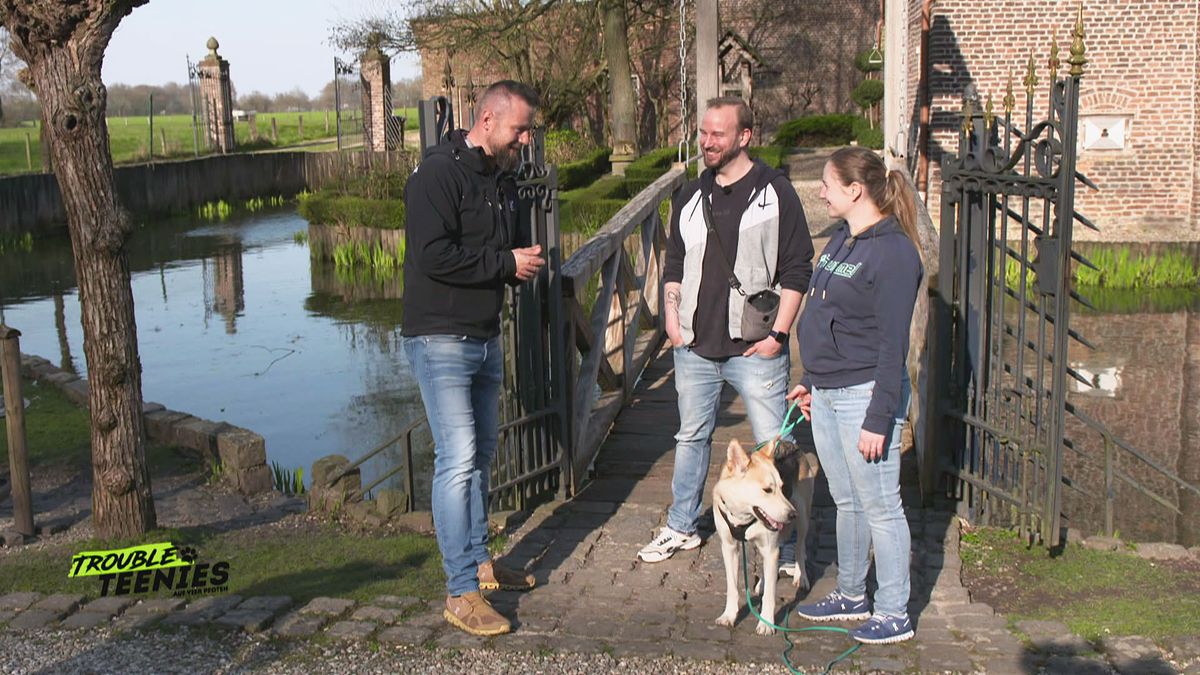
667, 346, 791, 534
403, 334, 502, 597
811, 379, 911, 617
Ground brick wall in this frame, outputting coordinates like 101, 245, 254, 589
909, 0, 1200, 242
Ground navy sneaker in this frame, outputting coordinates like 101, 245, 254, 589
849, 613, 915, 644
794, 590, 870, 622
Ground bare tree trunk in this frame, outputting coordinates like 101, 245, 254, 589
603, 0, 638, 172
3, 0, 156, 539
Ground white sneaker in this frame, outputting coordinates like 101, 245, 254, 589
637, 527, 702, 563
778, 540, 798, 578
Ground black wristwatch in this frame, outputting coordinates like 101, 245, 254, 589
768, 330, 788, 345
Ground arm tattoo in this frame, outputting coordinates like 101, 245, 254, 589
665, 288, 681, 311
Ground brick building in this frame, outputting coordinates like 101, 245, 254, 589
414, 1, 880, 146
907, 0, 1200, 242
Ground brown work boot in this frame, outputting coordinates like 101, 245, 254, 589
477, 559, 537, 591
443, 591, 511, 636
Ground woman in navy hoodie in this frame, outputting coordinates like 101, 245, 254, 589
788, 147, 923, 645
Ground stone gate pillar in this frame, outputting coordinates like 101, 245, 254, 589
199, 37, 235, 153
360, 37, 395, 152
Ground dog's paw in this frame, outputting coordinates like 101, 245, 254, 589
715, 612, 737, 628
756, 621, 777, 636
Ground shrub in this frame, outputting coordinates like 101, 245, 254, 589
558, 147, 612, 191
747, 146, 787, 169
561, 198, 626, 235
772, 114, 858, 147
544, 128, 599, 165
854, 48, 884, 74
851, 79, 885, 114
852, 116, 884, 150
298, 193, 405, 229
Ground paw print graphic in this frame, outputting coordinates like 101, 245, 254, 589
176, 546, 199, 564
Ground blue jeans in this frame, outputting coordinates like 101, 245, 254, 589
667, 346, 791, 534
403, 334, 502, 596
811, 379, 911, 617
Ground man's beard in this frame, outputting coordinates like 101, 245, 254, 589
491, 142, 523, 172
703, 143, 741, 171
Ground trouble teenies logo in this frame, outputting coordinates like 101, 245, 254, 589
68, 542, 231, 597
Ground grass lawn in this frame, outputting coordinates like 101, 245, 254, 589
0, 108, 418, 175
1, 377, 91, 467
0, 522, 445, 606
960, 526, 1200, 642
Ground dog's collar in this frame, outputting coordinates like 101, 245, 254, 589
716, 500, 754, 542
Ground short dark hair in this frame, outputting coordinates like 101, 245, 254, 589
476, 80, 540, 119
706, 96, 753, 133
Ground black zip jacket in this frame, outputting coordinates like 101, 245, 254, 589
401, 130, 522, 338
797, 215, 923, 435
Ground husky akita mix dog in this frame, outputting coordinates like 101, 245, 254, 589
712, 436, 820, 634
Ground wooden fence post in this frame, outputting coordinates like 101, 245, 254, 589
0, 325, 34, 536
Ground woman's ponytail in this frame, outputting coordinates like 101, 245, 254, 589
884, 169, 921, 256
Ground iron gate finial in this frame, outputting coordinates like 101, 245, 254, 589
984, 95, 995, 132
1048, 35, 1061, 81
1023, 52, 1039, 97
1003, 72, 1016, 115
1068, 4, 1087, 77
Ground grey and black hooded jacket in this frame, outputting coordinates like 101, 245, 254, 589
664, 160, 814, 357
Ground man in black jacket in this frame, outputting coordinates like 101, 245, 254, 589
402, 80, 545, 637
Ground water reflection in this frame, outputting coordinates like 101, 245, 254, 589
1063, 290, 1200, 546
204, 242, 245, 334
0, 209, 428, 496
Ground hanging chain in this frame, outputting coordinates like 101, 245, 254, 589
677, 0, 690, 163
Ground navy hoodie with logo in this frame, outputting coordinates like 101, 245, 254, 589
401, 130, 523, 339
797, 215, 923, 435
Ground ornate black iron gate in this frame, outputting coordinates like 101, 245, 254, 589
935, 17, 1092, 545
334, 57, 364, 151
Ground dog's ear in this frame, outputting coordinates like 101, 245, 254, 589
725, 438, 751, 473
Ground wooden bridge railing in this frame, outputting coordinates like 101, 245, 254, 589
559, 165, 686, 492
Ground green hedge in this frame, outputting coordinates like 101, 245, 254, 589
852, 116, 884, 150
772, 114, 858, 147
747, 146, 787, 169
298, 193, 405, 230
561, 198, 627, 235
557, 147, 612, 191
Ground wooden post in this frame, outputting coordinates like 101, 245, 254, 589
298, 115, 304, 139
271, 117, 278, 143
325, 110, 330, 134
695, 0, 719, 159
24, 132, 32, 171
0, 325, 34, 537
148, 93, 154, 162
159, 128, 168, 156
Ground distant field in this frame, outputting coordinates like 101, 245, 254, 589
0, 108, 419, 175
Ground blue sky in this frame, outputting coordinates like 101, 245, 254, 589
103, 0, 422, 97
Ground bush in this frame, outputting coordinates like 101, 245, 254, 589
747, 146, 787, 169
852, 116, 884, 150
851, 79, 885, 113
557, 147, 612, 191
544, 128, 599, 165
855, 48, 884, 74
772, 114, 858, 147
298, 192, 405, 229
561, 198, 627, 235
